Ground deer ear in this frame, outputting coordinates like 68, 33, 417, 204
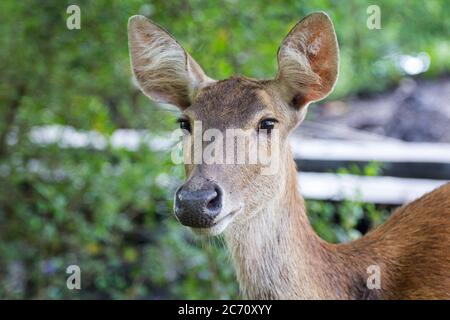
275, 12, 339, 108
128, 15, 213, 109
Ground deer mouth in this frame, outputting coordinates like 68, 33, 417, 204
192, 207, 242, 236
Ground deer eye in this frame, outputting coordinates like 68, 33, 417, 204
258, 118, 277, 132
177, 118, 191, 133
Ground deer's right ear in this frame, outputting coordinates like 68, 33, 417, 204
275, 12, 339, 108
128, 15, 213, 109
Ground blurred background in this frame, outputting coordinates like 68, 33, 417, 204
0, 0, 449, 299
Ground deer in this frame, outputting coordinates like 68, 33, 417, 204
128, 12, 450, 299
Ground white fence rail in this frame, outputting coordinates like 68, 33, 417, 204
298, 172, 447, 204
24, 125, 450, 205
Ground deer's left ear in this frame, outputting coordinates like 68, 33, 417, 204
128, 15, 213, 109
275, 12, 339, 108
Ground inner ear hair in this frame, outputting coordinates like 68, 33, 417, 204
290, 94, 307, 109
128, 15, 212, 110
275, 12, 339, 106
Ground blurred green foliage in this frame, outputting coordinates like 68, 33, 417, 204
309, 162, 389, 243
0, 0, 448, 299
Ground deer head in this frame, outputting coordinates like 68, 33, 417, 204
128, 12, 339, 236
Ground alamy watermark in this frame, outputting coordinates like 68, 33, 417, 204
170, 121, 280, 176
66, 5, 81, 30
66, 265, 81, 290
366, 264, 381, 290
367, 5, 381, 30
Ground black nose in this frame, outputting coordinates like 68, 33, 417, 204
174, 184, 223, 228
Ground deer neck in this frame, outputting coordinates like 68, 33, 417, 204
224, 157, 354, 299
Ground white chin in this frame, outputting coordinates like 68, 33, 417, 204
191, 211, 237, 236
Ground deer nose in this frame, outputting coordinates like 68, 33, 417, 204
174, 184, 223, 228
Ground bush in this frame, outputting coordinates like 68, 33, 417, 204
0, 0, 448, 299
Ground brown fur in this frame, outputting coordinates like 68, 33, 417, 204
128, 12, 450, 299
